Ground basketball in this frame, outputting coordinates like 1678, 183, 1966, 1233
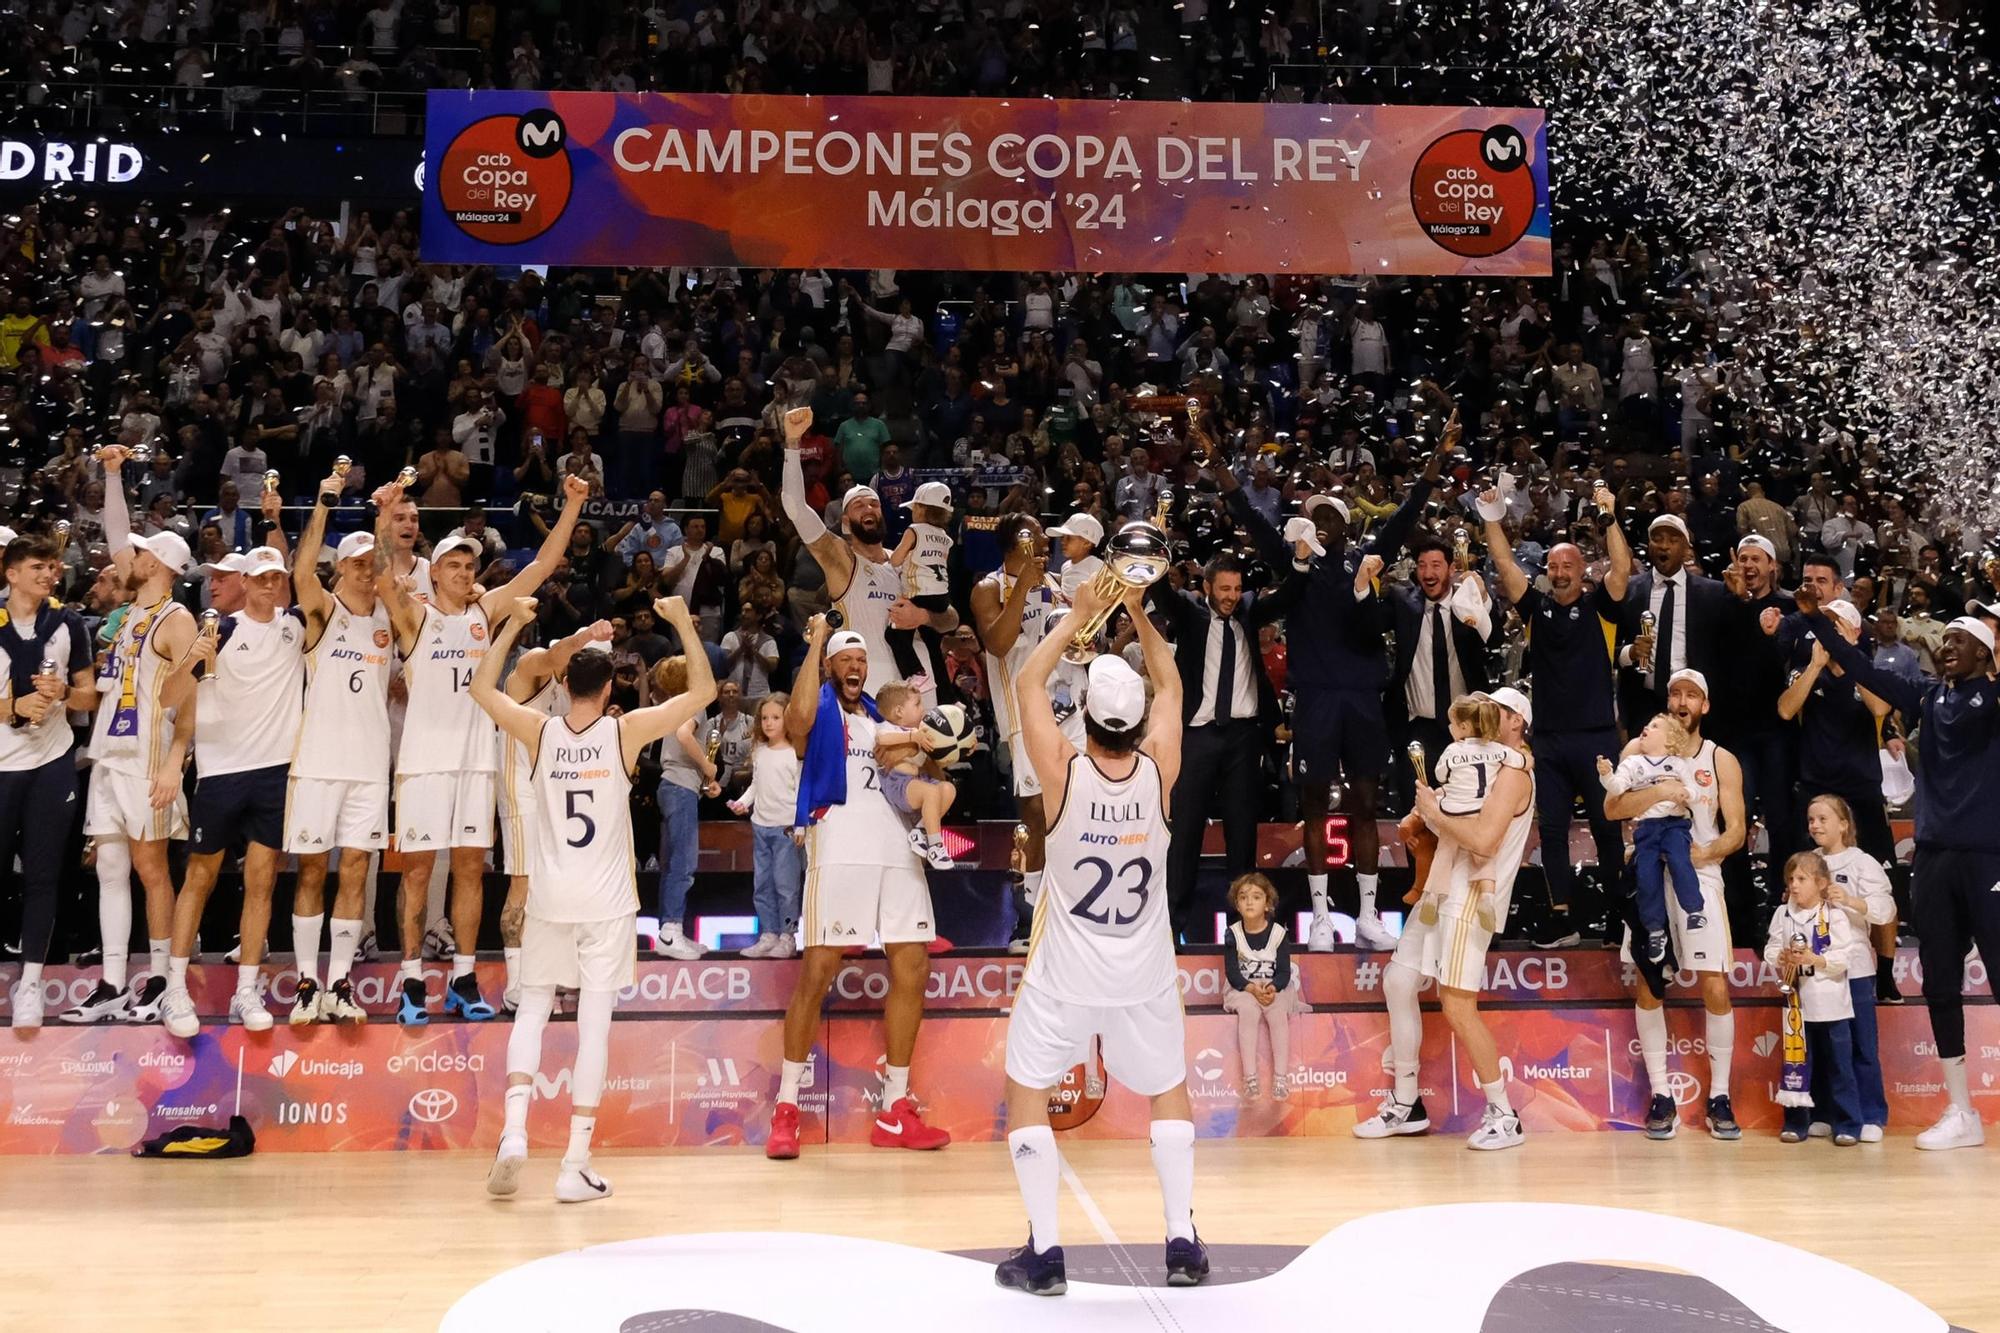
918, 703, 976, 765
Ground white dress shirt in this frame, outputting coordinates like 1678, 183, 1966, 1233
1404, 597, 1467, 720
1190, 612, 1258, 727
1640, 566, 1689, 687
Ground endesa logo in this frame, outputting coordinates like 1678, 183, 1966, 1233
1409, 123, 1536, 259
436, 109, 573, 246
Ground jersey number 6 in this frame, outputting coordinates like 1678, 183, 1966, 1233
1069, 855, 1152, 931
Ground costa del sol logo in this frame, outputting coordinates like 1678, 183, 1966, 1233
435, 108, 573, 246
1409, 123, 1537, 259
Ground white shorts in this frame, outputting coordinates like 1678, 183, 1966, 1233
284, 776, 389, 854
501, 812, 538, 877
1621, 866, 1732, 974
521, 912, 637, 991
802, 860, 934, 948
1008, 729, 1044, 799
1004, 983, 1187, 1097
395, 771, 497, 850
83, 766, 187, 843
1393, 841, 1503, 993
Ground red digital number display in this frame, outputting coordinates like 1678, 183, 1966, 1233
1321, 816, 1350, 868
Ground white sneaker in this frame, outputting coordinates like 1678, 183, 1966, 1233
1861, 1124, 1884, 1143
355, 929, 379, 962
922, 839, 957, 870
1915, 1105, 1985, 1151
288, 981, 322, 1027
230, 987, 274, 1032
321, 979, 367, 1024
487, 1133, 529, 1197
423, 920, 457, 961
740, 932, 781, 959
652, 928, 705, 961
1466, 1104, 1525, 1151
127, 976, 168, 1023
555, 1162, 613, 1203
1307, 914, 1336, 953
769, 933, 797, 959
162, 986, 200, 1039
1807, 1121, 1832, 1139
10, 980, 45, 1029
58, 981, 131, 1024
1352, 1096, 1431, 1139
1354, 911, 1398, 951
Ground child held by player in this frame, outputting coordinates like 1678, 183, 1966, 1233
1223, 873, 1308, 1101
1428, 694, 1528, 932
728, 695, 803, 958
1765, 850, 1859, 1145
874, 681, 958, 870
1803, 793, 1893, 1140
1599, 713, 1706, 964
886, 483, 955, 689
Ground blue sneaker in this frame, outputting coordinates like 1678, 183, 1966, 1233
1164, 1232, 1210, 1287
994, 1237, 1066, 1296
395, 977, 430, 1026
444, 973, 495, 1021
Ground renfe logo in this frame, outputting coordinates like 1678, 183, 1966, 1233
0, 140, 143, 183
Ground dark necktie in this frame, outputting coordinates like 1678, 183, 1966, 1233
1430, 602, 1452, 723
1656, 577, 1677, 690
1214, 614, 1237, 723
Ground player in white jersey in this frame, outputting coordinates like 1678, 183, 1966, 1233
3, 531, 102, 1029
79, 447, 198, 1023
281, 468, 397, 1024
993, 576, 1204, 1295
374, 471, 592, 1024
764, 617, 952, 1162
1608, 669, 1748, 1143
780, 406, 954, 704
473, 594, 715, 1203
496, 618, 611, 1013
152, 545, 305, 1038
383, 492, 435, 602
1354, 687, 1536, 1152
971, 514, 1089, 953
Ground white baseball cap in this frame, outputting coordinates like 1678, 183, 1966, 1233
1736, 534, 1778, 560
431, 534, 483, 563
1282, 516, 1326, 558
1648, 514, 1691, 541
1824, 598, 1863, 630
1303, 494, 1351, 525
1048, 513, 1105, 547
201, 551, 250, 575
0, 525, 16, 549
1964, 598, 1994, 622
128, 530, 194, 575
841, 485, 881, 512
1946, 616, 1997, 657
826, 630, 867, 657
902, 481, 954, 512
1486, 686, 1533, 730
240, 545, 288, 579
334, 531, 377, 564
1085, 654, 1147, 733
1667, 667, 1710, 697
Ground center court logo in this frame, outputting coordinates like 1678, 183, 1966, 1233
435, 109, 574, 246
409, 1089, 459, 1123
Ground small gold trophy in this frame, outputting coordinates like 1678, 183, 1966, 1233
263, 469, 281, 495
1406, 739, 1428, 785
333, 455, 353, 478
397, 465, 419, 489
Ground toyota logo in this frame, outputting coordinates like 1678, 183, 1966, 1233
1666, 1070, 1702, 1107
408, 1088, 459, 1123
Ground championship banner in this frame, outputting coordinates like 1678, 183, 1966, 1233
419, 92, 1550, 275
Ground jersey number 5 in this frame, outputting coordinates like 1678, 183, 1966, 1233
1070, 855, 1152, 932
564, 789, 596, 848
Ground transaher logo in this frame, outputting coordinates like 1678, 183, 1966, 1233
435, 110, 574, 246
1409, 123, 1538, 260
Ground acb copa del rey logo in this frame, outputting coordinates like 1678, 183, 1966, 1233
1409, 123, 1538, 259
437, 108, 573, 246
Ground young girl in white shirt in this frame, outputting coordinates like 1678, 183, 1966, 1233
1766, 851, 1859, 1145
1804, 794, 1894, 1140
729, 696, 802, 959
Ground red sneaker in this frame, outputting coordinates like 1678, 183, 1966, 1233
766, 1102, 802, 1160
870, 1097, 951, 1150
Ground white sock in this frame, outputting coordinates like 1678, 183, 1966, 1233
167, 955, 189, 992
1307, 873, 1330, 917
149, 938, 171, 977
20, 961, 44, 987
779, 1059, 808, 1106
236, 964, 259, 993
502, 1084, 531, 1139
563, 1113, 595, 1167
398, 957, 422, 982
1635, 1004, 1670, 1092
1008, 1126, 1062, 1253
1357, 873, 1380, 918
453, 953, 476, 981
1705, 1009, 1734, 1100
1943, 1054, 1973, 1113
1384, 960, 1423, 1104
327, 918, 362, 983
96, 839, 133, 989
1023, 869, 1044, 906
503, 946, 521, 994
1483, 1077, 1513, 1116
291, 913, 323, 986
1149, 1119, 1196, 1242
882, 1063, 911, 1107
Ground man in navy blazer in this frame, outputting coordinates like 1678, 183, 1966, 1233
1385, 534, 1505, 797
1617, 514, 1733, 730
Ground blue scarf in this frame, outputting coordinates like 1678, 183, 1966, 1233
795, 682, 880, 829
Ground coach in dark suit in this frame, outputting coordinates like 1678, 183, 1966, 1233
1151, 544, 1306, 942
1386, 535, 1505, 791
1617, 514, 1732, 729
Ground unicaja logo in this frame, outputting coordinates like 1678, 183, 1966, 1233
269, 1050, 299, 1078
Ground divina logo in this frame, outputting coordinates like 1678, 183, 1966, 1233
435, 110, 574, 246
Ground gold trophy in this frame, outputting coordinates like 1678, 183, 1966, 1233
53, 520, 71, 554
263, 469, 282, 495
200, 608, 221, 635
333, 455, 353, 478
1453, 529, 1471, 571
1062, 500, 1172, 663
397, 465, 418, 489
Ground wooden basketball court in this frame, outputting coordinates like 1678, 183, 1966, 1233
7, 1134, 1993, 1330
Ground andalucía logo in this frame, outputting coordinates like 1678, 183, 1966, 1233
437, 109, 573, 246
1409, 124, 1536, 259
